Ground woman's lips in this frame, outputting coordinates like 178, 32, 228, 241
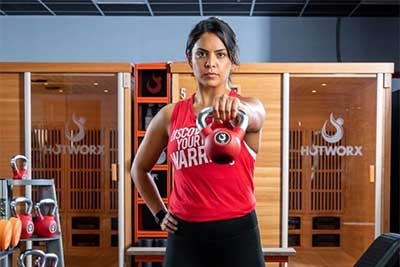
204, 73, 218, 78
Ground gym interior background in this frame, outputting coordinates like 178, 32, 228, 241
0, 1, 399, 267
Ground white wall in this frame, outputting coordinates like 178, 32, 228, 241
0, 16, 398, 90
0, 16, 398, 67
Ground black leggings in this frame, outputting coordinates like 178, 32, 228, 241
164, 210, 265, 267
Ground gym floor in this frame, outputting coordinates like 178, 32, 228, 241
289, 249, 356, 267
63, 249, 356, 267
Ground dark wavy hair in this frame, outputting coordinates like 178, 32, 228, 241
185, 17, 239, 65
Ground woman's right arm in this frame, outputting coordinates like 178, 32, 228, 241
130, 103, 178, 233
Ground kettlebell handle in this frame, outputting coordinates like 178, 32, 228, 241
10, 197, 33, 216
44, 252, 59, 267
18, 249, 46, 267
196, 107, 249, 132
10, 155, 28, 170
35, 198, 57, 217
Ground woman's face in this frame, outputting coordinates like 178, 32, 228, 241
190, 32, 233, 90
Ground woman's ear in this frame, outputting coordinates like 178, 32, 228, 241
231, 63, 238, 73
187, 57, 193, 68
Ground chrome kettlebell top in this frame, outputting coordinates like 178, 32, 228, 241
18, 249, 46, 267
196, 106, 249, 131
10, 155, 28, 170
10, 197, 33, 216
35, 198, 57, 217
44, 252, 59, 267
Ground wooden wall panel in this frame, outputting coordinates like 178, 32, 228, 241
341, 81, 377, 259
232, 74, 282, 247
382, 85, 392, 233
171, 73, 196, 102
0, 73, 24, 177
342, 225, 374, 259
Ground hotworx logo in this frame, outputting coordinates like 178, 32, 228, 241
215, 131, 230, 145
65, 113, 85, 142
301, 113, 363, 157
42, 113, 105, 155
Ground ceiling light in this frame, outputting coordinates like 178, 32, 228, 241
94, 82, 99, 86
104, 89, 109, 93
58, 90, 63, 93
321, 83, 327, 86
96, 0, 145, 4
312, 90, 317, 93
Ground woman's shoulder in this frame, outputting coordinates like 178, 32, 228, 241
238, 95, 264, 106
158, 96, 194, 124
159, 103, 176, 121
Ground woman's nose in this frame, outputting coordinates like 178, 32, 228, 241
205, 54, 217, 68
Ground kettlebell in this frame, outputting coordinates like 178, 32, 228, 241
11, 155, 28, 179
196, 107, 249, 164
0, 219, 12, 251
10, 197, 34, 239
34, 199, 58, 238
44, 252, 58, 267
18, 249, 46, 267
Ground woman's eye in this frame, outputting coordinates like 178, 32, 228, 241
196, 51, 206, 58
217, 53, 226, 58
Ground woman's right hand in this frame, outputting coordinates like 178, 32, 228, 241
161, 212, 179, 234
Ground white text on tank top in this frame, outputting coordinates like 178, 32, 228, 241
169, 126, 213, 170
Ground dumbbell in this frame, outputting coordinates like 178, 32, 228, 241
34, 199, 58, 238
18, 249, 46, 267
10, 197, 34, 239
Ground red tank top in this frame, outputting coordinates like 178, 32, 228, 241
167, 90, 256, 222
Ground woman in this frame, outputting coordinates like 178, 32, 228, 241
131, 17, 266, 267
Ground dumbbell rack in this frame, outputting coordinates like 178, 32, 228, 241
0, 178, 64, 267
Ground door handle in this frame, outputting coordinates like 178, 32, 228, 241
112, 163, 117, 182
369, 165, 375, 183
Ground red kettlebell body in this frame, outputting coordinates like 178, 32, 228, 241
34, 199, 58, 238
197, 107, 249, 164
10, 155, 28, 180
201, 127, 245, 164
19, 214, 35, 239
10, 197, 34, 239
35, 215, 57, 238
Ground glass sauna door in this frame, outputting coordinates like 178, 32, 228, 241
31, 73, 119, 266
288, 76, 378, 265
